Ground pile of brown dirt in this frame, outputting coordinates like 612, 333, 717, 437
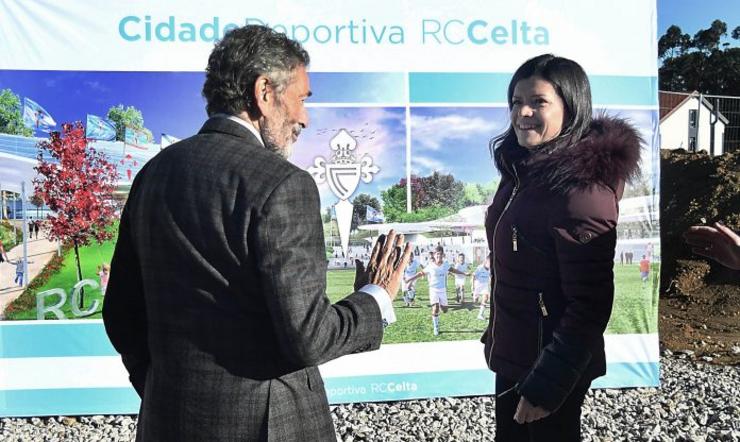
659, 149, 740, 365
659, 149, 739, 292
659, 281, 740, 364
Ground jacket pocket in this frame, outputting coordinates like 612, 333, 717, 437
511, 224, 548, 256
492, 283, 546, 370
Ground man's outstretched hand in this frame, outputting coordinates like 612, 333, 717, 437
683, 222, 740, 270
353, 230, 412, 300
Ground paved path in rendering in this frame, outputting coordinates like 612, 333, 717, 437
0, 230, 60, 316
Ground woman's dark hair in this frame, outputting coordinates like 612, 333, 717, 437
202, 25, 309, 117
489, 54, 592, 172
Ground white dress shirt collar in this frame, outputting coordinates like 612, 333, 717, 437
211, 113, 264, 147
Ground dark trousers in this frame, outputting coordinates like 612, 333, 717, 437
495, 375, 591, 442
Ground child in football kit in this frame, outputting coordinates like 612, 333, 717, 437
639, 255, 650, 285
406, 246, 470, 336
402, 254, 422, 306
453, 253, 470, 304
473, 255, 492, 320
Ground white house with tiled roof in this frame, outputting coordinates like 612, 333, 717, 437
659, 91, 728, 156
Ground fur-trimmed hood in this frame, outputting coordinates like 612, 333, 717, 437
501, 117, 642, 194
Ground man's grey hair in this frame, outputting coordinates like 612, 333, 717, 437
202, 25, 309, 117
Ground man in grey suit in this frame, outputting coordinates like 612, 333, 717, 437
103, 25, 411, 441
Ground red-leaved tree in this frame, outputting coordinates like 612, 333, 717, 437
34, 122, 119, 307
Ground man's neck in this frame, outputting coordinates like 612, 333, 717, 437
235, 111, 260, 132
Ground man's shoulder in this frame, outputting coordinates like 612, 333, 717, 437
131, 129, 308, 212
173, 129, 260, 160
167, 130, 304, 182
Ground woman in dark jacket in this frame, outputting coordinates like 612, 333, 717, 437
481, 54, 641, 440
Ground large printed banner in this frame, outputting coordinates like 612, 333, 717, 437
0, 0, 660, 416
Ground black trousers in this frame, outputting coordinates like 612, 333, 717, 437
495, 374, 591, 442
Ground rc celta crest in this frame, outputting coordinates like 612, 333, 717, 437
308, 129, 379, 256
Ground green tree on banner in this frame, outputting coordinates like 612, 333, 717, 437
107, 104, 154, 142
0, 89, 33, 136
418, 172, 465, 211
34, 122, 119, 309
351, 193, 381, 231
380, 182, 409, 223
381, 173, 465, 222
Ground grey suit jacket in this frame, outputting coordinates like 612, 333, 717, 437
102, 117, 383, 441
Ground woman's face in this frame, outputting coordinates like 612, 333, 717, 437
511, 76, 566, 149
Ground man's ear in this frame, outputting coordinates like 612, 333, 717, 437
253, 74, 272, 115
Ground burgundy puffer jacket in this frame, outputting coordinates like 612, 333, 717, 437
481, 117, 641, 411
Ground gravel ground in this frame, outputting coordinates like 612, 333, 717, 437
2, 352, 738, 441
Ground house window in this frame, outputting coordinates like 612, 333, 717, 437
688, 137, 697, 152
689, 109, 697, 128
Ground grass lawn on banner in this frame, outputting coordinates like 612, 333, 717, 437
327, 263, 659, 344
5, 239, 114, 320
6, 242, 659, 337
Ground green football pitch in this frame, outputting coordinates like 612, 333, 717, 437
6, 237, 659, 339
326, 263, 659, 344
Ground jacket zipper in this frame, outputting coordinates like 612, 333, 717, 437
537, 292, 547, 356
509, 291, 549, 394
512, 224, 548, 256
496, 292, 547, 400
538, 292, 549, 317
496, 382, 519, 399
487, 164, 520, 368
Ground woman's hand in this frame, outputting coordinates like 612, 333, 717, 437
513, 396, 551, 424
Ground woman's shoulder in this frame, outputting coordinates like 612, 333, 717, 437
561, 182, 620, 215
526, 116, 642, 195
